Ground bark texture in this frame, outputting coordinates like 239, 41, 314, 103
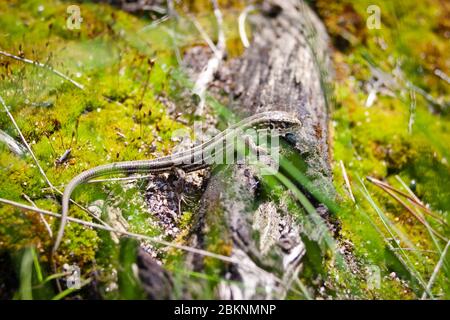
188, 0, 335, 299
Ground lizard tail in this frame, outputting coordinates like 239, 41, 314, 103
52, 165, 114, 253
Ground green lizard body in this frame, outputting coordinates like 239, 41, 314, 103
53, 111, 301, 253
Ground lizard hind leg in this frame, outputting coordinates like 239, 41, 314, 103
171, 167, 187, 218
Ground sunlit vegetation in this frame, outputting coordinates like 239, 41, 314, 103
314, 0, 449, 299
0, 0, 448, 299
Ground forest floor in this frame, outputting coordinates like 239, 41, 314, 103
0, 0, 448, 299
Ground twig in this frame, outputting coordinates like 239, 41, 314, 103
189, 15, 219, 55
367, 176, 447, 241
0, 95, 110, 229
391, 247, 438, 254
1, 95, 56, 191
121, 2, 167, 15
406, 80, 449, 112
408, 89, 416, 134
238, 5, 255, 48
141, 15, 169, 31
167, 0, 176, 17
42, 173, 154, 187
0, 128, 26, 156
162, 1, 182, 66
193, 0, 226, 116
394, 176, 446, 255
0, 49, 84, 90
434, 69, 450, 85
55, 148, 71, 165
394, 175, 422, 203
421, 240, 450, 300
357, 178, 433, 297
394, 175, 446, 224
369, 176, 445, 224
363, 56, 448, 112
22, 193, 53, 238
340, 160, 355, 203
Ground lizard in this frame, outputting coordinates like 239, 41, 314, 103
53, 111, 301, 253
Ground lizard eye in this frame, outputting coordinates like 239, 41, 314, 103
285, 132, 296, 143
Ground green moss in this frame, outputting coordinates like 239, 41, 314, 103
316, 0, 450, 299
2, 0, 448, 300
0, 0, 252, 299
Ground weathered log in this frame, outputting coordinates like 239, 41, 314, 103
187, 0, 335, 299
108, 0, 335, 299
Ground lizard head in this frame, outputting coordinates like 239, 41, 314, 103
250, 111, 301, 134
